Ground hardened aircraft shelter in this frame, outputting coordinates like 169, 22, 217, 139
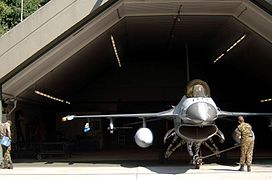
0, 0, 271, 160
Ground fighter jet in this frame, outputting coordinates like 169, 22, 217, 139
62, 79, 272, 168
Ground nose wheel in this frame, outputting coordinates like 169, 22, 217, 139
194, 158, 203, 169
193, 155, 203, 169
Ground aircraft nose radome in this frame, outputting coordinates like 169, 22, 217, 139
186, 102, 217, 122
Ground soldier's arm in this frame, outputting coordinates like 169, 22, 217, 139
235, 128, 241, 140
7, 123, 11, 139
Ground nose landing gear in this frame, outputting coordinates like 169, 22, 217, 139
193, 156, 203, 169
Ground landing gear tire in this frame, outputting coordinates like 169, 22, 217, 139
159, 150, 168, 164
195, 158, 202, 169
195, 163, 200, 169
37, 154, 42, 160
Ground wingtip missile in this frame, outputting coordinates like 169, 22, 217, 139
62, 115, 75, 122
62, 116, 67, 122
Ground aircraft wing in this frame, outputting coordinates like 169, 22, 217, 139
218, 110, 272, 118
62, 109, 178, 121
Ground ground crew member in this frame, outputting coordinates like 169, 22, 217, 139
235, 116, 254, 172
0, 119, 13, 169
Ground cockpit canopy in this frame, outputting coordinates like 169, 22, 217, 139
186, 79, 211, 98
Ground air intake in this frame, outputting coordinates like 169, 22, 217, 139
178, 124, 218, 142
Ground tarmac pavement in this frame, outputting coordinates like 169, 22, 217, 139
4, 148, 272, 180
0, 160, 271, 180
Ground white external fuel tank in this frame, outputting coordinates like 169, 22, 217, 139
134, 128, 153, 148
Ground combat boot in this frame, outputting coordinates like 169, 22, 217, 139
238, 165, 244, 171
247, 165, 251, 172
2, 161, 9, 169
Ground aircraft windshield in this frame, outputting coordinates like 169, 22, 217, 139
186, 79, 211, 98
192, 84, 206, 97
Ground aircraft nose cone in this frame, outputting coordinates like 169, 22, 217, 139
186, 102, 217, 122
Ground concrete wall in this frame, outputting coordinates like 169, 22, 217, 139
0, 0, 109, 81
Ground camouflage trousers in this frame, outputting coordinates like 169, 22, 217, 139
240, 137, 254, 166
1, 145, 12, 169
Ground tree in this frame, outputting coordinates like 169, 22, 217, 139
0, 0, 19, 35
0, 0, 50, 36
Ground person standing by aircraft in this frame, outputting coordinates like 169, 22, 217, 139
235, 116, 254, 172
0, 119, 13, 169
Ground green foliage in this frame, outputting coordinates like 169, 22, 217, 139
23, 0, 42, 18
0, 1, 18, 35
0, 0, 50, 36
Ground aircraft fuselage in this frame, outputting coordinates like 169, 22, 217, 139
172, 96, 220, 142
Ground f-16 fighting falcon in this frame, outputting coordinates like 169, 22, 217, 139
62, 79, 272, 168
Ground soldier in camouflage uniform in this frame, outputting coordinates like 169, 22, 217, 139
235, 116, 254, 172
0, 120, 13, 169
